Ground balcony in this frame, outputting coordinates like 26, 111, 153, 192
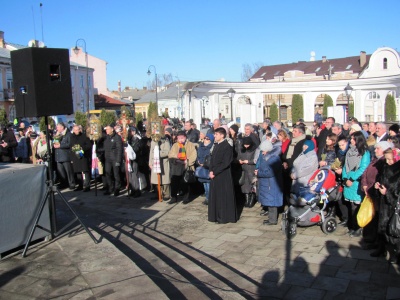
3, 89, 14, 100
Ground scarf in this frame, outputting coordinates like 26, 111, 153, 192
177, 142, 187, 161
345, 145, 362, 172
286, 134, 305, 159
338, 143, 349, 157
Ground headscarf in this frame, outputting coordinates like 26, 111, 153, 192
303, 139, 315, 154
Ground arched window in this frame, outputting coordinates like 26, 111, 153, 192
383, 58, 388, 69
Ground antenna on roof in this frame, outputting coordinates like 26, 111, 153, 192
31, 5, 37, 41
40, 3, 45, 44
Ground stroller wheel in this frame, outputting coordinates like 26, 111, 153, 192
288, 222, 297, 238
322, 216, 337, 234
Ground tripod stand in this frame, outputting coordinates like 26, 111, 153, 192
22, 117, 97, 257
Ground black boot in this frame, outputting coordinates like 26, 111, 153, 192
244, 194, 250, 207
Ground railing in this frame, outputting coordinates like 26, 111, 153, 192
3, 89, 14, 100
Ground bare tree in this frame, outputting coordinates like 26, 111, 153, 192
241, 62, 264, 82
147, 72, 174, 90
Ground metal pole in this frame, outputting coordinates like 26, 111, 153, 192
85, 51, 89, 112
230, 96, 233, 121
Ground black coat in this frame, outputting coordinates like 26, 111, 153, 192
316, 127, 332, 160
186, 129, 199, 143
104, 132, 123, 163
282, 138, 306, 169
208, 139, 237, 223
54, 130, 72, 162
0, 129, 17, 162
70, 132, 92, 172
378, 160, 400, 247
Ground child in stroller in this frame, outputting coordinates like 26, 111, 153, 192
283, 167, 340, 238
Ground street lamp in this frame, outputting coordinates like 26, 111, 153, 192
74, 39, 90, 113
227, 88, 236, 121
147, 65, 158, 115
278, 94, 281, 121
200, 96, 209, 125
344, 83, 353, 122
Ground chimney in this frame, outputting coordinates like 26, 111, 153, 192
360, 51, 366, 67
0, 31, 5, 48
118, 80, 121, 93
322, 56, 327, 63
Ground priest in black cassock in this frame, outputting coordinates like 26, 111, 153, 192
208, 127, 238, 224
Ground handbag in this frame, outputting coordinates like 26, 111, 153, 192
238, 171, 246, 186
387, 200, 400, 238
195, 166, 210, 179
203, 155, 211, 169
357, 195, 375, 228
184, 168, 196, 183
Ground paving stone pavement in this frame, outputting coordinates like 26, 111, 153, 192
1, 184, 400, 299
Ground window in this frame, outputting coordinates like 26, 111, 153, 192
346, 64, 352, 70
88, 76, 91, 88
383, 58, 387, 69
80, 75, 84, 88
261, 72, 266, 77
315, 67, 321, 72
280, 107, 288, 120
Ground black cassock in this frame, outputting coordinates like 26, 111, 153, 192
208, 139, 238, 224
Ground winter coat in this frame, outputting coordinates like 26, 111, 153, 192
377, 160, 400, 247
149, 138, 171, 185
70, 132, 92, 172
168, 139, 197, 176
54, 130, 73, 163
0, 129, 17, 162
316, 127, 332, 159
290, 150, 319, 194
197, 141, 213, 165
256, 152, 283, 207
14, 136, 28, 159
342, 151, 371, 203
237, 143, 257, 194
104, 132, 123, 164
186, 129, 199, 144
361, 156, 386, 209
321, 148, 336, 167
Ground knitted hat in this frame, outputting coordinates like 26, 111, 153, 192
242, 136, 253, 146
165, 127, 173, 135
200, 129, 208, 136
259, 140, 273, 152
375, 141, 394, 152
206, 133, 214, 143
389, 124, 399, 133
230, 124, 239, 135
303, 139, 315, 154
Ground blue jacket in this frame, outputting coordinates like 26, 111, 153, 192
342, 151, 370, 202
256, 152, 283, 207
197, 141, 212, 165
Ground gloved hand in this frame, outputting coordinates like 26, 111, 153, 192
115, 162, 120, 167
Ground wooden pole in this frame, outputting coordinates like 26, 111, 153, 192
157, 173, 162, 202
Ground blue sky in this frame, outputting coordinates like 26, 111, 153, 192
2, 0, 399, 91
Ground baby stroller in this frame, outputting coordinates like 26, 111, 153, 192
281, 167, 341, 238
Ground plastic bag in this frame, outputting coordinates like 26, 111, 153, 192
357, 195, 375, 228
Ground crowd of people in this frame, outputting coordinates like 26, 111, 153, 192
1, 115, 399, 264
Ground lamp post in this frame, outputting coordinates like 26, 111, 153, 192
344, 83, 353, 122
147, 65, 158, 116
74, 39, 90, 112
227, 88, 236, 122
200, 96, 209, 125
278, 94, 281, 121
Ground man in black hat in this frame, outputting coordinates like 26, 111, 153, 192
104, 122, 123, 196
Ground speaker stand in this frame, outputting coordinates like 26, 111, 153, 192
22, 117, 98, 257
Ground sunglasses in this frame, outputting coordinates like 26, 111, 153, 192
204, 137, 210, 140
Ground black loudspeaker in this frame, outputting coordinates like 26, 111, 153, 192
11, 47, 73, 118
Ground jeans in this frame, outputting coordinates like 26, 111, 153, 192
203, 182, 210, 200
